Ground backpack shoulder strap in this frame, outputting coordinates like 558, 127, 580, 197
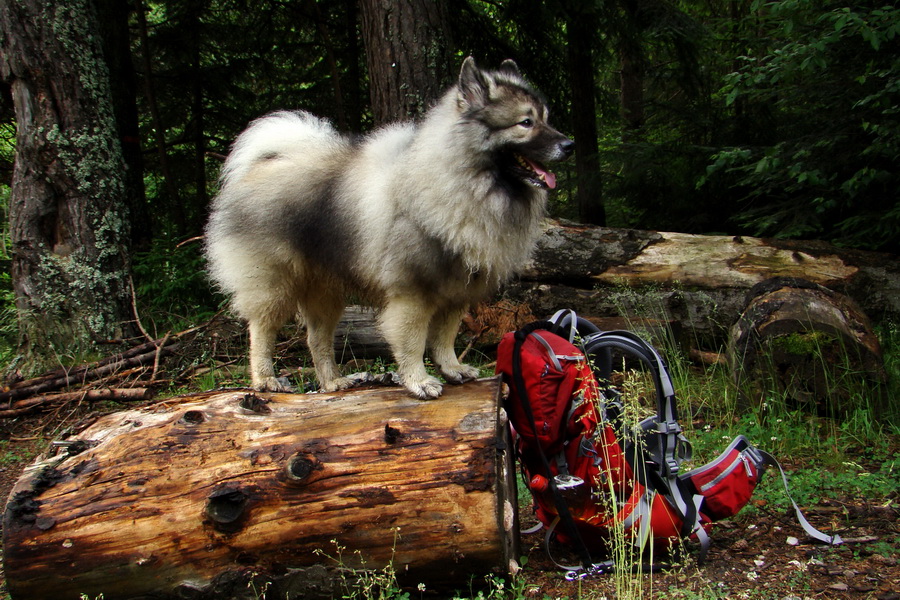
548, 309, 602, 343
756, 449, 844, 546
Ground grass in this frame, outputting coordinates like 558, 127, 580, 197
311, 533, 520, 600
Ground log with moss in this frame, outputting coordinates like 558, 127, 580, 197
2, 379, 519, 600
726, 277, 886, 414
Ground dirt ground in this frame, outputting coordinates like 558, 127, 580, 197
0, 400, 897, 600
516, 499, 900, 600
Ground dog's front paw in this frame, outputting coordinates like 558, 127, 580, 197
403, 374, 444, 399
441, 363, 480, 384
321, 376, 357, 393
254, 376, 294, 393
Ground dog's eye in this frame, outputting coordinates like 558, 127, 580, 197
518, 118, 534, 128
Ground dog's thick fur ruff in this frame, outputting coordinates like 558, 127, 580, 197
205, 58, 573, 398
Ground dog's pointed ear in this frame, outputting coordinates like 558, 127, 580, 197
458, 56, 489, 110
498, 59, 521, 78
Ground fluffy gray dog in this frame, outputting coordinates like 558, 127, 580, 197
205, 57, 573, 398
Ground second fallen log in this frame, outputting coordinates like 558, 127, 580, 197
727, 277, 886, 414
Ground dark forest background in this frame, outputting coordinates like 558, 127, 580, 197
0, 0, 898, 371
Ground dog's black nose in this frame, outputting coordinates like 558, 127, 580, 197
560, 139, 575, 157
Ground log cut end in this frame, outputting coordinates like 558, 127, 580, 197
727, 277, 886, 415
2, 378, 519, 600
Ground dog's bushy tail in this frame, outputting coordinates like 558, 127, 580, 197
220, 110, 346, 187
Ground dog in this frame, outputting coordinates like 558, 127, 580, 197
204, 57, 574, 399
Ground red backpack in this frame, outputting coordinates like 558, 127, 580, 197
495, 310, 842, 576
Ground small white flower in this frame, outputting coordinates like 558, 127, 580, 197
746, 571, 759, 581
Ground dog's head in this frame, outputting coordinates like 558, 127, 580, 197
457, 57, 574, 190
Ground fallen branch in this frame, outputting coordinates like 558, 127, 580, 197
1, 312, 223, 407
0, 388, 153, 419
0, 342, 179, 406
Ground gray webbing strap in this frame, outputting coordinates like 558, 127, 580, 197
757, 449, 844, 546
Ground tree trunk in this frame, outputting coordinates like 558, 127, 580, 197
342, 0, 363, 131
359, 0, 455, 124
95, 0, 149, 250
618, 0, 645, 137
565, 9, 605, 226
2, 379, 520, 600
727, 277, 886, 414
0, 0, 135, 374
188, 1, 208, 224
135, 0, 183, 222
501, 222, 900, 347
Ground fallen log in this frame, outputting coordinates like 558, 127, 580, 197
2, 378, 519, 600
503, 221, 900, 346
726, 277, 886, 414
1, 338, 179, 405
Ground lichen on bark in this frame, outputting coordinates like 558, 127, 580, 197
1, 0, 134, 374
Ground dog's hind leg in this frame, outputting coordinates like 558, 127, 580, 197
304, 298, 355, 393
380, 296, 443, 399
430, 308, 480, 385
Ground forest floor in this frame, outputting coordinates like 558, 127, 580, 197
0, 394, 897, 600
516, 484, 900, 600
0, 320, 897, 599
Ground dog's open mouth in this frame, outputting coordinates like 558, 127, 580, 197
513, 153, 557, 189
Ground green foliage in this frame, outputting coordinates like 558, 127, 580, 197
0, 440, 40, 468
704, 0, 900, 250
0, 266, 16, 366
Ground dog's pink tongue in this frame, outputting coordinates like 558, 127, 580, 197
524, 157, 557, 189
542, 169, 557, 189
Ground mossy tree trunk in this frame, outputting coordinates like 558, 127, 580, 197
0, 0, 136, 374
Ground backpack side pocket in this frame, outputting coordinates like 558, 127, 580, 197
683, 435, 765, 521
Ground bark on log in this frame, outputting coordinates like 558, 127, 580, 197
305, 225, 898, 364
2, 379, 519, 600
502, 221, 900, 346
726, 278, 886, 414
333, 306, 392, 361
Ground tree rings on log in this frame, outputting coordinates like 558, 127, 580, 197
727, 277, 886, 415
2, 379, 519, 600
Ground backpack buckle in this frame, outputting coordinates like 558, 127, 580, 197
554, 474, 584, 489
657, 420, 683, 435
